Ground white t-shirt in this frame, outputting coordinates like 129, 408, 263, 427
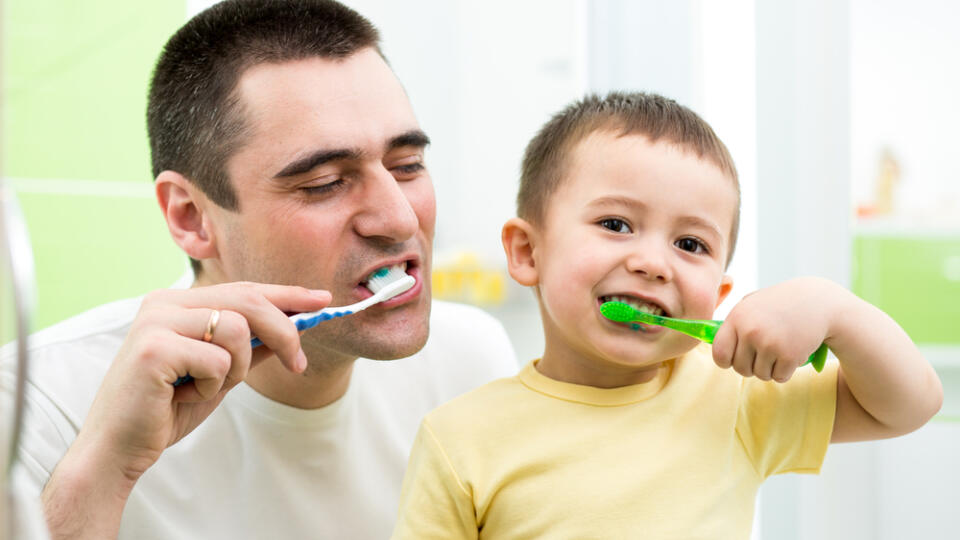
1, 293, 518, 539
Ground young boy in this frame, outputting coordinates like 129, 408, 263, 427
392, 92, 942, 538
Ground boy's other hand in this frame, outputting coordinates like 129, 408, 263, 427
711, 277, 844, 383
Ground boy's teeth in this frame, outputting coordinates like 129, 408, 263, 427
604, 295, 664, 316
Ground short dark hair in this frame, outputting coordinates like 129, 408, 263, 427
147, 0, 381, 275
147, 0, 381, 210
518, 91, 741, 267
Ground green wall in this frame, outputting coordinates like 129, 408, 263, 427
3, 1, 188, 335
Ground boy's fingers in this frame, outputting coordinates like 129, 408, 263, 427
753, 351, 776, 381
771, 359, 797, 383
712, 327, 736, 369
731, 341, 756, 378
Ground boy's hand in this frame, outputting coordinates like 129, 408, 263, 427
711, 277, 840, 383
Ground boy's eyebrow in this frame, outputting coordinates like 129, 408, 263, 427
273, 129, 431, 179
587, 195, 648, 210
674, 215, 723, 238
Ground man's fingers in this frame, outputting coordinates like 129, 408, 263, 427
154, 282, 331, 313
167, 338, 233, 402
147, 284, 327, 375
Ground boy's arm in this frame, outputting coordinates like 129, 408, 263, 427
712, 277, 942, 443
826, 287, 942, 442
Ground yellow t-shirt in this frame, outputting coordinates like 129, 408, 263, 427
393, 343, 838, 539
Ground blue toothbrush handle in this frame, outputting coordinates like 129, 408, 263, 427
173, 309, 353, 387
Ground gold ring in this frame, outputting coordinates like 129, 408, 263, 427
202, 309, 221, 343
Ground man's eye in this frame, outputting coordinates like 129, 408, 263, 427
394, 162, 425, 174
301, 179, 344, 195
599, 218, 631, 233
676, 237, 707, 254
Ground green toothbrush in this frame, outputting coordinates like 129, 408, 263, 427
599, 301, 827, 372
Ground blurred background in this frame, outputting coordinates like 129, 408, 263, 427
1, 0, 958, 538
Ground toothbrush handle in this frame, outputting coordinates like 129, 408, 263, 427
801, 342, 828, 373
639, 311, 828, 374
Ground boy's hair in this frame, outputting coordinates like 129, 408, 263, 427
147, 0, 381, 211
518, 91, 741, 267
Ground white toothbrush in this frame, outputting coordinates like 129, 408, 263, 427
173, 266, 414, 386
249, 268, 415, 348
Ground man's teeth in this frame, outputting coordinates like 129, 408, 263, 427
602, 295, 664, 316
365, 262, 408, 284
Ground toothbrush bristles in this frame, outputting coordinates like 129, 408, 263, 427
366, 265, 411, 294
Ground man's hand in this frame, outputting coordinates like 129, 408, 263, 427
41, 282, 331, 539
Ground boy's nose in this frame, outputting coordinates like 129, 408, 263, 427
625, 247, 672, 282
353, 166, 420, 243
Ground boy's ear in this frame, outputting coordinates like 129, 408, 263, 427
155, 171, 219, 262
501, 217, 540, 286
715, 274, 734, 308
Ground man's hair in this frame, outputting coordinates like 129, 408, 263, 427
518, 91, 741, 267
147, 0, 381, 210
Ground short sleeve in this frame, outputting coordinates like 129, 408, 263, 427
392, 420, 478, 540
735, 361, 839, 478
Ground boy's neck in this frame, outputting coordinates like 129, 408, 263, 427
535, 351, 667, 388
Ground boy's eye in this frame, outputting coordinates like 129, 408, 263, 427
675, 237, 708, 254
599, 218, 631, 233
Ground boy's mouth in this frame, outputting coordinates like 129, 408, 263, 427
598, 295, 669, 318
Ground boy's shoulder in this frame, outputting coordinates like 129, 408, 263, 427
423, 370, 527, 434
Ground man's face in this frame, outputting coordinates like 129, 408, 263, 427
206, 49, 436, 363
532, 131, 736, 386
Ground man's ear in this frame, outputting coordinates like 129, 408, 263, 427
716, 274, 734, 308
155, 171, 218, 261
502, 217, 540, 286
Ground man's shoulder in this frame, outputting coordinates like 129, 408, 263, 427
428, 300, 506, 334
421, 300, 517, 373
1, 295, 143, 416
354, 301, 518, 408
2, 295, 141, 366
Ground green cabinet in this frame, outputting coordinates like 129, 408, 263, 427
853, 231, 960, 344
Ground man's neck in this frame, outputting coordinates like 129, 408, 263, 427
245, 354, 356, 409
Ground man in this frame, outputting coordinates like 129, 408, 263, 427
1, 1, 517, 538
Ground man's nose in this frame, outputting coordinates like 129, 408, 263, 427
625, 241, 672, 282
353, 167, 419, 243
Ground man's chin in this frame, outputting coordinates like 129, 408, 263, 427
299, 321, 430, 361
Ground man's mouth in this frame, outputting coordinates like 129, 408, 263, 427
362, 261, 410, 290
598, 295, 669, 317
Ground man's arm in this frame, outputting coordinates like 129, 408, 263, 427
38, 282, 330, 539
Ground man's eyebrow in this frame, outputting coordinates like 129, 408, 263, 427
387, 129, 431, 151
272, 130, 430, 179
273, 148, 361, 178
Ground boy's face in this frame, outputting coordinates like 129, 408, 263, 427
523, 131, 736, 386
